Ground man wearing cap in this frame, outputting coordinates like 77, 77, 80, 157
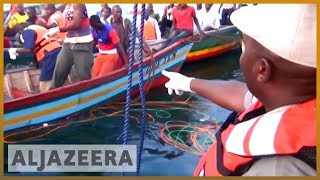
162, 4, 316, 176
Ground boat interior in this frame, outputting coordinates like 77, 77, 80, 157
3, 39, 166, 101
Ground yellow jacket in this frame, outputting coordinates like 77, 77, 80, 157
8, 13, 29, 29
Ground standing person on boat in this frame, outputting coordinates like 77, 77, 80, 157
200, 4, 221, 31
47, 4, 94, 89
143, 7, 162, 41
162, 4, 316, 176
100, 7, 112, 24
89, 15, 128, 77
159, 4, 175, 38
219, 4, 236, 26
25, 7, 47, 27
5, 4, 29, 35
147, 4, 160, 22
96, 4, 109, 18
153, 4, 204, 52
44, 4, 67, 44
9, 23, 62, 92
110, 5, 131, 54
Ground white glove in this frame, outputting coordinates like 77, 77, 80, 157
162, 70, 195, 95
8, 48, 18, 60
47, 27, 60, 37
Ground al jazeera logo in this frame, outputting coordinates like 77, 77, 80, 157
7, 145, 137, 172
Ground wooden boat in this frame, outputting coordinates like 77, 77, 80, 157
3, 40, 193, 132
185, 26, 241, 63
142, 26, 241, 63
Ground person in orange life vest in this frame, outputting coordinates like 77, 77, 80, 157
9, 23, 62, 92
89, 15, 128, 78
143, 8, 161, 41
162, 4, 316, 176
25, 7, 47, 27
153, 4, 204, 52
47, 4, 94, 89
44, 4, 67, 44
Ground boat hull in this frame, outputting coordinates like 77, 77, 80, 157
4, 41, 193, 132
186, 26, 241, 63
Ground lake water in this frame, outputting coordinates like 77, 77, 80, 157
4, 47, 242, 176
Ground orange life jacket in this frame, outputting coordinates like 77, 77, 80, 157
24, 25, 61, 61
143, 20, 156, 40
194, 98, 316, 176
47, 11, 66, 42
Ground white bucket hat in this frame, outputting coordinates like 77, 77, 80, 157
230, 4, 316, 68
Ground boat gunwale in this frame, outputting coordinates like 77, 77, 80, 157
4, 39, 192, 112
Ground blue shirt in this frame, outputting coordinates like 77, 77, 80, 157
91, 24, 114, 45
22, 29, 36, 49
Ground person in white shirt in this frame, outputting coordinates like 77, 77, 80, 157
200, 4, 221, 31
100, 7, 112, 24
219, 4, 236, 25
143, 8, 161, 40
194, 4, 203, 33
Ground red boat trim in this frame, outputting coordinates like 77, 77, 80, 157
4, 40, 190, 112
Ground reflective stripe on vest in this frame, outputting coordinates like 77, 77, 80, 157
143, 21, 156, 40
194, 98, 316, 176
24, 25, 61, 61
98, 48, 117, 54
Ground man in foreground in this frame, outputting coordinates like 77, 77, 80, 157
162, 4, 316, 176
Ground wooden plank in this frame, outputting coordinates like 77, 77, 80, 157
4, 74, 12, 97
23, 71, 33, 92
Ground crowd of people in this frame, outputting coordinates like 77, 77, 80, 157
163, 4, 316, 176
3, 3, 316, 176
4, 3, 246, 92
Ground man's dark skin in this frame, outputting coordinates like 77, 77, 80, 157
25, 7, 46, 27
196, 4, 202, 11
11, 23, 34, 54
190, 34, 316, 113
44, 4, 58, 28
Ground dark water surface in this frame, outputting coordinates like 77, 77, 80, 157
4, 48, 242, 176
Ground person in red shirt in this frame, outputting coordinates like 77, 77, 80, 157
4, 37, 11, 48
153, 4, 203, 52
90, 15, 128, 78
